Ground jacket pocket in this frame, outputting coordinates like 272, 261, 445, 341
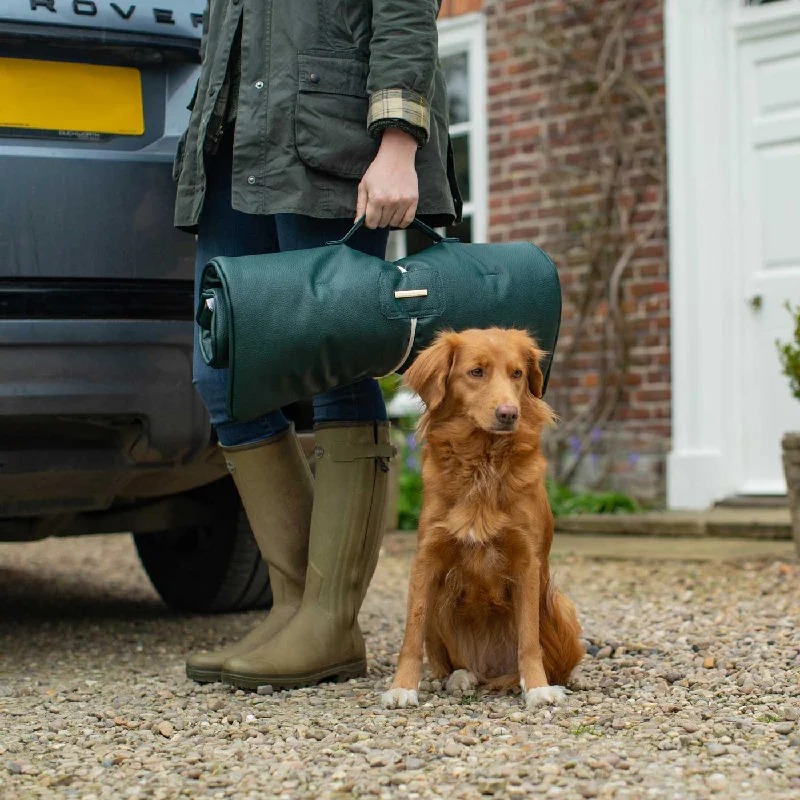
295, 51, 379, 179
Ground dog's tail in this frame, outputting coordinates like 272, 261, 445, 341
540, 577, 584, 686
483, 673, 522, 692
483, 579, 583, 692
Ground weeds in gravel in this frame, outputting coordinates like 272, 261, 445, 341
757, 714, 781, 723
570, 724, 602, 737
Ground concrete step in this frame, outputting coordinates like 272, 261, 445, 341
715, 494, 786, 509
554, 507, 793, 540
383, 531, 797, 562
551, 534, 797, 562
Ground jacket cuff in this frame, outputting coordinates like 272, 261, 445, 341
367, 89, 430, 148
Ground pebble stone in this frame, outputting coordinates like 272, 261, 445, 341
443, 741, 461, 757
708, 773, 728, 792
2, 533, 799, 800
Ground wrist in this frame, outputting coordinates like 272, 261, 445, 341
379, 128, 418, 158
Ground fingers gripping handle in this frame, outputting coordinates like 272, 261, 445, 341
327, 215, 459, 247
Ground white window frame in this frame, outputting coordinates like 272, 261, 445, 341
438, 11, 488, 244
387, 11, 487, 259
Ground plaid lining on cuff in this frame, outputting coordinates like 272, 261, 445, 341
367, 89, 430, 147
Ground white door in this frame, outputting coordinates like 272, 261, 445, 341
738, 26, 800, 494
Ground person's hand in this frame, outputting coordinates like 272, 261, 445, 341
356, 128, 418, 229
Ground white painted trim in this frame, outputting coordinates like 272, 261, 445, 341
667, 451, 731, 511
665, 0, 737, 510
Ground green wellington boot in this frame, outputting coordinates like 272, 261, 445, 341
220, 421, 395, 690
185, 425, 314, 683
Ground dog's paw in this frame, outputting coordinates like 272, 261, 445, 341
381, 687, 419, 709
524, 684, 567, 709
446, 669, 478, 694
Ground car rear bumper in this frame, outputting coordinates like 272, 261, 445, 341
0, 318, 220, 519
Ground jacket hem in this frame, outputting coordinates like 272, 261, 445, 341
173, 205, 457, 233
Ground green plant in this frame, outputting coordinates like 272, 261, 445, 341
394, 421, 424, 531
378, 374, 403, 404
777, 301, 800, 403
546, 479, 640, 517
398, 461, 423, 531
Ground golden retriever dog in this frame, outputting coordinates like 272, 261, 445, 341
382, 328, 583, 710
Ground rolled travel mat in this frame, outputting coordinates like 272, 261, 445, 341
197, 217, 562, 422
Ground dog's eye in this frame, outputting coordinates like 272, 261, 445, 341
469, 368, 484, 378
511, 369, 523, 379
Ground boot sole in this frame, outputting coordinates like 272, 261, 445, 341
221, 659, 367, 691
186, 665, 223, 684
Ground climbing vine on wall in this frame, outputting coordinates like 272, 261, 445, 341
516, 0, 668, 484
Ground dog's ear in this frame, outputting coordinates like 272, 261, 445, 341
525, 338, 546, 399
404, 333, 458, 411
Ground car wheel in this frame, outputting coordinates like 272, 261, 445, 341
133, 479, 272, 614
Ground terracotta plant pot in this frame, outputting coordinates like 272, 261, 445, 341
782, 432, 800, 558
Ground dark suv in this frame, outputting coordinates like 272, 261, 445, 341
0, 0, 304, 612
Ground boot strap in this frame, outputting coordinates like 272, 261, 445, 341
317, 443, 397, 462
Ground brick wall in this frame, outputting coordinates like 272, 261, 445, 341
440, 0, 483, 17
483, 0, 670, 504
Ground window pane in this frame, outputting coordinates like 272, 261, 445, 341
442, 52, 470, 125
451, 133, 470, 203
386, 230, 405, 261
446, 216, 472, 243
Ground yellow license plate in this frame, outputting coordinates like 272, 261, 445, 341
0, 57, 144, 136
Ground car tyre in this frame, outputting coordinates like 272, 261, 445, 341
133, 478, 272, 614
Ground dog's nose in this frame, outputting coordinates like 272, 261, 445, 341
495, 405, 519, 425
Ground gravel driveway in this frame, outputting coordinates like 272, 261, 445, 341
1, 532, 799, 800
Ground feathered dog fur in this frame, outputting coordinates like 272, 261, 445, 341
382, 328, 583, 710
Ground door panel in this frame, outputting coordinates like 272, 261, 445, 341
739, 29, 800, 494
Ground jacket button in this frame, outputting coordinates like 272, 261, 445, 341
247, 175, 256, 185
309, 73, 320, 84
254, 80, 264, 90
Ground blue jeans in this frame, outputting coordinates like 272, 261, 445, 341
193, 133, 388, 447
